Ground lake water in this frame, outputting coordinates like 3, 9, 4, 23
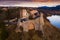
47, 15, 60, 28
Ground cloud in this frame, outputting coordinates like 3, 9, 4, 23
0, 1, 60, 7
0, 0, 60, 1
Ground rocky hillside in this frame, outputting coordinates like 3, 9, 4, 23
0, 7, 60, 40
6, 13, 60, 40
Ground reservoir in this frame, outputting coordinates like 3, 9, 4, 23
47, 15, 60, 28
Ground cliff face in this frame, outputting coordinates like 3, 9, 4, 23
6, 13, 60, 40
41, 14, 60, 40
0, 8, 60, 40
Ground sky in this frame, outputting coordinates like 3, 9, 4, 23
0, 0, 60, 2
0, 0, 60, 7
0, 1, 60, 7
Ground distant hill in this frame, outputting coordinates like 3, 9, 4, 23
38, 5, 60, 10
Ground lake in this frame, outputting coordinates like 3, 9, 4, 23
47, 15, 60, 28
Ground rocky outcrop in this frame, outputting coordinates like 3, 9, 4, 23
0, 7, 60, 40
6, 12, 60, 40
